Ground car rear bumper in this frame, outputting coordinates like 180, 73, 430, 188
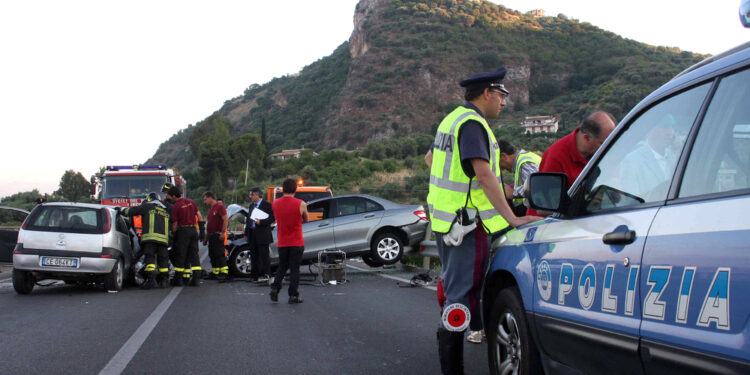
13, 253, 117, 274
401, 220, 429, 246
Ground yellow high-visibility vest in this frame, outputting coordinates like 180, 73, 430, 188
427, 106, 509, 235
512, 151, 541, 206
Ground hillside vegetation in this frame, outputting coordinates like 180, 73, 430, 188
146, 0, 705, 205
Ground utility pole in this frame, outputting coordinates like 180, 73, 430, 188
244, 159, 249, 185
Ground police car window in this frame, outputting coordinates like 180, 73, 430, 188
680, 68, 750, 197
580, 83, 710, 213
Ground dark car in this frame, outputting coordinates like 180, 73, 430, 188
0, 206, 30, 264
224, 194, 429, 277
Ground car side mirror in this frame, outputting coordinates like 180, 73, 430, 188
527, 173, 568, 212
742, 0, 750, 27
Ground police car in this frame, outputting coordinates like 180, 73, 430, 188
482, 11, 750, 375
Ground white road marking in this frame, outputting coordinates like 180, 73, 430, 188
0, 278, 11, 283
98, 287, 183, 375
346, 264, 437, 291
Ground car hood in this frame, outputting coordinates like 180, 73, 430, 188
226, 204, 248, 220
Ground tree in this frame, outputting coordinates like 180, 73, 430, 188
56, 170, 92, 202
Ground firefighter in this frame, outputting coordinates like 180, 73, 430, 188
119, 193, 170, 289
165, 186, 205, 286
202, 191, 231, 281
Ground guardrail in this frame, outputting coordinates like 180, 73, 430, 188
407, 221, 439, 260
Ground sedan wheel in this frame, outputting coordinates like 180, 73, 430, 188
371, 233, 403, 265
228, 247, 253, 277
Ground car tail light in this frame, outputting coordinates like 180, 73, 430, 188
101, 208, 112, 233
414, 210, 428, 221
101, 254, 112, 258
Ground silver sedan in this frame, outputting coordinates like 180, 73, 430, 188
225, 194, 428, 277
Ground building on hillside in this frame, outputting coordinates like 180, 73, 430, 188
522, 115, 559, 134
530, 9, 545, 17
269, 148, 317, 161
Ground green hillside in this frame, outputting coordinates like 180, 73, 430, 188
146, 0, 705, 203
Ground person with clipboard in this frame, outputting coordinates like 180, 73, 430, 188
244, 187, 275, 284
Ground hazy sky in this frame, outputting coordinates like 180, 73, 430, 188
1, 0, 748, 198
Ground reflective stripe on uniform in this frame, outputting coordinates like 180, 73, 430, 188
427, 106, 509, 234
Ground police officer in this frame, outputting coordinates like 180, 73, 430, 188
165, 186, 205, 286
119, 193, 171, 289
498, 140, 541, 216
427, 67, 540, 374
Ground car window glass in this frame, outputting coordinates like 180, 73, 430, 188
28, 206, 102, 233
307, 200, 330, 220
580, 83, 710, 213
365, 199, 384, 212
336, 197, 366, 216
680, 68, 750, 197
116, 215, 128, 234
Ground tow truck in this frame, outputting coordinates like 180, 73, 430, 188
267, 179, 332, 221
266, 179, 332, 203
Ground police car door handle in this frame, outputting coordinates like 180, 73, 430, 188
364, 214, 375, 218
602, 230, 636, 245
318, 222, 329, 227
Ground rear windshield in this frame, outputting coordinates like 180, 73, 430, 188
26, 206, 103, 234
275, 191, 332, 202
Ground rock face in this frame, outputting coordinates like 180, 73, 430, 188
147, 0, 703, 172
348, 0, 384, 58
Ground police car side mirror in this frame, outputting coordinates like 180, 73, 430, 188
527, 173, 568, 212
742, 0, 750, 27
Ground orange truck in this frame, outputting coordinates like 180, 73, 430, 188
267, 180, 332, 221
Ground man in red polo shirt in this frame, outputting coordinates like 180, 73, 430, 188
202, 191, 230, 281
270, 178, 309, 304
540, 111, 616, 184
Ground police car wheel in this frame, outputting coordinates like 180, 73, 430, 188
371, 233, 403, 265
228, 247, 253, 277
487, 287, 542, 375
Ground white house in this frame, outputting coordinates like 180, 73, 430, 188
522, 115, 559, 134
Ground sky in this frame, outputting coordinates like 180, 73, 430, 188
1, 0, 748, 198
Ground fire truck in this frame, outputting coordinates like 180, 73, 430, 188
100, 164, 185, 234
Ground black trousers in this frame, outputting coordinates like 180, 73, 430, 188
272, 246, 304, 297
250, 236, 271, 277
207, 233, 227, 271
142, 242, 169, 273
174, 227, 200, 276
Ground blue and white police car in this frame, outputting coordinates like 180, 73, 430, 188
482, 8, 750, 375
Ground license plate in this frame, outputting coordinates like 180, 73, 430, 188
41, 256, 79, 268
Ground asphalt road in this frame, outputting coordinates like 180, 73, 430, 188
0, 247, 489, 375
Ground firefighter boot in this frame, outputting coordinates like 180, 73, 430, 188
189, 270, 201, 287
141, 271, 158, 290
171, 274, 184, 287
437, 328, 465, 375
157, 272, 169, 288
